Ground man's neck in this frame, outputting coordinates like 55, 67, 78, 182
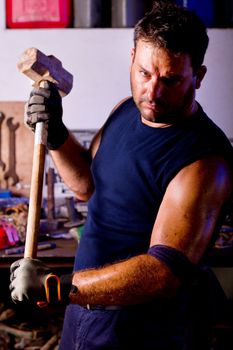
141, 117, 172, 128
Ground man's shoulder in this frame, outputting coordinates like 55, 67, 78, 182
109, 96, 134, 116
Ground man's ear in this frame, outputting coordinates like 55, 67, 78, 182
131, 48, 136, 64
195, 65, 207, 89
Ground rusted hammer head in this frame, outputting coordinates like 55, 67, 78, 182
17, 47, 73, 96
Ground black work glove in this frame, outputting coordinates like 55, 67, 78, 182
24, 81, 69, 150
10, 258, 72, 305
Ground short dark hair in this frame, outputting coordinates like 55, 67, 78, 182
134, 1, 209, 71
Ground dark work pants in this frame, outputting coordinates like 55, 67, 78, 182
59, 267, 226, 349
59, 302, 186, 350
58, 274, 223, 350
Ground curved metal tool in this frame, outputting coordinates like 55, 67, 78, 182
0, 112, 6, 171
4, 117, 20, 186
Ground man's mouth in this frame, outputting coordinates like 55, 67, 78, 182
142, 100, 165, 113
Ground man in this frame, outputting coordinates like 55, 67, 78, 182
10, 2, 233, 349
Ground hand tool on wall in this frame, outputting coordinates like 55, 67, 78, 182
47, 167, 56, 221
17, 47, 73, 259
4, 117, 20, 186
39, 166, 68, 234
39, 166, 63, 234
64, 196, 85, 228
0, 112, 6, 172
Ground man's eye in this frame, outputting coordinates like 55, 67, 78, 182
161, 77, 180, 86
140, 70, 150, 78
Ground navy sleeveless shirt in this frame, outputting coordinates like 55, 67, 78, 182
74, 98, 233, 271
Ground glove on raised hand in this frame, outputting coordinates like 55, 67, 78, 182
24, 81, 69, 150
10, 258, 72, 304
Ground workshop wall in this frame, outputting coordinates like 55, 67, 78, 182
0, 2, 232, 138
0, 102, 33, 197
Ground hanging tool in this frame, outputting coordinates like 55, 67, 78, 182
64, 196, 85, 228
0, 112, 6, 172
4, 117, 20, 186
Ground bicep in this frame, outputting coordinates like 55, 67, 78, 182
150, 157, 233, 263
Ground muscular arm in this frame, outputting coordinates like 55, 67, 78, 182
150, 156, 232, 262
71, 254, 179, 305
70, 156, 233, 305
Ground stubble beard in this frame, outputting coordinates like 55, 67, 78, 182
131, 80, 196, 124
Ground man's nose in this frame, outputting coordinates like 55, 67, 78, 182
147, 77, 161, 102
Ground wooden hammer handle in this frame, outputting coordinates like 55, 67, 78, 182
24, 120, 47, 258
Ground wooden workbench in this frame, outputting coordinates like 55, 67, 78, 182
0, 238, 78, 268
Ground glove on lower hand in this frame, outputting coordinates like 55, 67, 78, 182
10, 258, 52, 303
24, 81, 69, 150
10, 258, 72, 305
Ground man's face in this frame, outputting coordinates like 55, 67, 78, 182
130, 40, 205, 124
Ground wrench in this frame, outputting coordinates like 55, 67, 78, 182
4, 117, 20, 186
0, 112, 6, 171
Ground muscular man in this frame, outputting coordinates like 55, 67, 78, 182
10, 2, 233, 349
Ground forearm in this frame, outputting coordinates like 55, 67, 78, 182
50, 133, 95, 201
70, 254, 180, 305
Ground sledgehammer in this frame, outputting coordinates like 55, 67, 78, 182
17, 48, 73, 258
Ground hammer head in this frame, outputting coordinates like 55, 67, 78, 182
17, 47, 73, 97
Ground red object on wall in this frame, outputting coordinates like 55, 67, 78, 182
0, 226, 10, 249
6, 0, 72, 28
